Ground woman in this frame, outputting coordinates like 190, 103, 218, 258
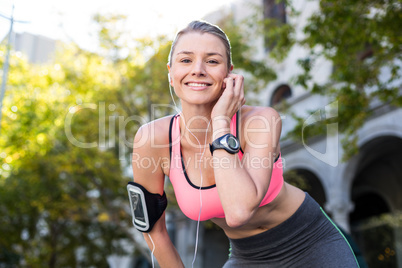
131, 20, 359, 267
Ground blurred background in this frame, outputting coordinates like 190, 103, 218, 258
0, 0, 401, 267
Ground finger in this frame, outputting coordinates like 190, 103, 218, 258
232, 75, 244, 97
228, 75, 238, 89
228, 74, 243, 86
224, 77, 234, 90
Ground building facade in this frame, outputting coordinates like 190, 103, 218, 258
165, 0, 402, 267
7, 32, 57, 64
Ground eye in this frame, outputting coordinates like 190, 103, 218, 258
180, 59, 191, 63
207, 59, 219, 64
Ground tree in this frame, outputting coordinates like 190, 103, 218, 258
262, 0, 402, 159
218, 14, 278, 104
0, 40, 140, 266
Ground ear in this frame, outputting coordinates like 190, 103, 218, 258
229, 64, 234, 73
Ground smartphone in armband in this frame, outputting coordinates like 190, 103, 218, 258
127, 183, 150, 232
127, 181, 167, 233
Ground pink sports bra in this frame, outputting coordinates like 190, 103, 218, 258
168, 112, 284, 221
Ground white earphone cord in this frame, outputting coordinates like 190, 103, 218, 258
169, 82, 209, 268
147, 233, 155, 268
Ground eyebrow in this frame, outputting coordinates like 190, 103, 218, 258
176, 51, 224, 57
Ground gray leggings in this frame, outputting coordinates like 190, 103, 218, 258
223, 193, 359, 268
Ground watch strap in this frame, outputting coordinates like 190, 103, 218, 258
209, 133, 240, 155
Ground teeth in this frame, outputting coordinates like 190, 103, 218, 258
187, 83, 209, 87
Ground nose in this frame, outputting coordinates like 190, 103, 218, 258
191, 60, 206, 77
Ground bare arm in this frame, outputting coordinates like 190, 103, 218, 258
143, 213, 184, 268
211, 74, 282, 228
132, 121, 184, 268
212, 107, 282, 228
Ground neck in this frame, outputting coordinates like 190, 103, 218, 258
181, 101, 213, 117
180, 102, 214, 127
179, 104, 214, 147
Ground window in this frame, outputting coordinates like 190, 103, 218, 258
263, 0, 287, 51
270, 84, 292, 106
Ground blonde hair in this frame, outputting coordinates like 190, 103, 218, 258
168, 20, 232, 70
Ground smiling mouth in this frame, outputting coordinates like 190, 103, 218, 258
186, 82, 212, 87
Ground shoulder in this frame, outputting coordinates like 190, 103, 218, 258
239, 106, 282, 150
133, 115, 175, 181
132, 115, 175, 193
134, 115, 175, 148
240, 105, 281, 130
133, 115, 175, 161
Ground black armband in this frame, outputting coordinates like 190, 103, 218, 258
127, 181, 167, 232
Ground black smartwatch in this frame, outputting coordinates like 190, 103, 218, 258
210, 134, 240, 155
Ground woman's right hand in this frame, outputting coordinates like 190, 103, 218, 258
133, 120, 184, 268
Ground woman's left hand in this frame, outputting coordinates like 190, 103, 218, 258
211, 73, 246, 122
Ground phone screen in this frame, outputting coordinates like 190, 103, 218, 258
127, 185, 149, 231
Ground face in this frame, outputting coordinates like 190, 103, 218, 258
168, 32, 233, 106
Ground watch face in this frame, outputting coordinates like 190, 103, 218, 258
212, 134, 240, 155
227, 136, 239, 149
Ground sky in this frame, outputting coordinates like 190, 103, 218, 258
0, 0, 235, 51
